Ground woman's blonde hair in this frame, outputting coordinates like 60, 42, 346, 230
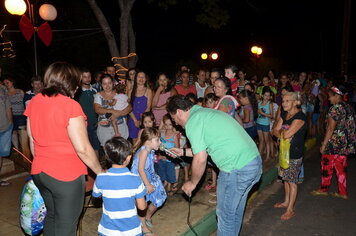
284, 91, 302, 107
133, 127, 160, 152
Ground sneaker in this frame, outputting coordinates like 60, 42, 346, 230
331, 192, 348, 200
310, 190, 328, 196
0, 180, 10, 187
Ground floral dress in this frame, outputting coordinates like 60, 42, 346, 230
324, 102, 356, 155
131, 146, 167, 207
214, 95, 239, 117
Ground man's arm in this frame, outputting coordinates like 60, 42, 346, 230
182, 150, 208, 196
6, 107, 13, 124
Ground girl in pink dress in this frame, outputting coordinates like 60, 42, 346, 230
152, 73, 177, 126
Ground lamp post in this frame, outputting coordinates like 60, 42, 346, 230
210, 52, 218, 60
5, 0, 57, 76
251, 46, 262, 75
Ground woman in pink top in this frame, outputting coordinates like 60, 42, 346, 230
25, 62, 103, 236
152, 73, 177, 126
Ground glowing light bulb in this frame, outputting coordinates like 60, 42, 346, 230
5, 0, 27, 15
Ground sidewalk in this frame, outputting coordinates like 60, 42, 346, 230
240, 146, 356, 236
0, 160, 216, 236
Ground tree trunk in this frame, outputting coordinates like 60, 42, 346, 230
86, 0, 120, 64
118, 0, 135, 68
128, 15, 137, 68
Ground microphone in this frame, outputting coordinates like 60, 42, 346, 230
159, 144, 179, 157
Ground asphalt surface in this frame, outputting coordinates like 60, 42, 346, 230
240, 146, 356, 236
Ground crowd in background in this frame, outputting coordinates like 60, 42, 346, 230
1, 64, 356, 190
0, 63, 355, 235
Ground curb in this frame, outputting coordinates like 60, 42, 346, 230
181, 137, 318, 236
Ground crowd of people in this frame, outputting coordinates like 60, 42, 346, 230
0, 62, 355, 235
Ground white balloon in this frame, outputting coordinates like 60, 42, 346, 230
39, 4, 57, 21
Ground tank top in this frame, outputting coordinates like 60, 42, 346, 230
152, 91, 170, 125
239, 104, 255, 128
160, 131, 176, 149
195, 82, 208, 98
256, 101, 271, 126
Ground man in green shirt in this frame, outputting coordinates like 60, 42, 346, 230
167, 95, 262, 236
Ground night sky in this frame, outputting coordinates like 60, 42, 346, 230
130, 0, 352, 77
0, 0, 354, 89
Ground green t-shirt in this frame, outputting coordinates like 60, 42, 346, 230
185, 105, 260, 172
77, 88, 98, 127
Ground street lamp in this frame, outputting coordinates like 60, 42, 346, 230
251, 46, 263, 75
211, 52, 218, 60
201, 52, 219, 60
251, 46, 262, 57
201, 53, 208, 60
201, 51, 219, 69
5, 0, 57, 76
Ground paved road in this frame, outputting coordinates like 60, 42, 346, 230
241, 146, 356, 236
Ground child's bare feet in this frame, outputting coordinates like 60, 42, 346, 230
273, 202, 288, 208
281, 211, 295, 220
142, 225, 154, 235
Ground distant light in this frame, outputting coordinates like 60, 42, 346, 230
251, 46, 258, 54
39, 4, 57, 21
201, 53, 208, 60
251, 46, 263, 56
211, 52, 218, 60
5, 0, 27, 15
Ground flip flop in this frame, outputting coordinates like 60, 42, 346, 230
331, 192, 348, 200
310, 190, 328, 196
145, 218, 153, 228
0, 180, 10, 187
142, 230, 154, 235
273, 202, 288, 208
281, 211, 295, 220
167, 190, 175, 196
208, 197, 217, 204
205, 184, 216, 191
171, 184, 179, 192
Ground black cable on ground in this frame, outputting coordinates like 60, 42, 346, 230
187, 196, 198, 236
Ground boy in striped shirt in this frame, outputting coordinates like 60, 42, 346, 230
93, 137, 146, 236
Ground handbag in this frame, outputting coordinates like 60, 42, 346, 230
20, 177, 47, 236
279, 132, 291, 169
14, 148, 46, 236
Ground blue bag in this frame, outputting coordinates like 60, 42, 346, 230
20, 177, 46, 236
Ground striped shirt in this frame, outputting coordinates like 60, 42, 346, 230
93, 167, 146, 236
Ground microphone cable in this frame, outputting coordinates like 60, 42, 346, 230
187, 196, 198, 236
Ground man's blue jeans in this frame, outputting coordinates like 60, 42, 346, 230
216, 156, 262, 236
